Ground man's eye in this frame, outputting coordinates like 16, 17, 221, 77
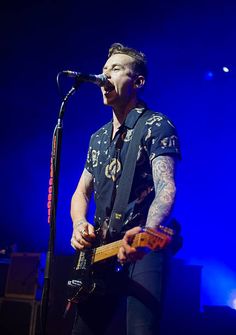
113, 67, 120, 71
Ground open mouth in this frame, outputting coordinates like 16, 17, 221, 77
103, 80, 115, 94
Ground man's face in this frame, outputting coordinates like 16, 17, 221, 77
101, 53, 137, 107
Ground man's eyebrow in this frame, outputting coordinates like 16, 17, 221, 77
103, 63, 124, 71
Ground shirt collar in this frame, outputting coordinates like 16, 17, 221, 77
124, 104, 147, 129
107, 102, 147, 134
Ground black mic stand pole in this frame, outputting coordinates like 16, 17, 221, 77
40, 82, 80, 335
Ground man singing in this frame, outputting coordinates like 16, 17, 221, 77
70, 43, 181, 335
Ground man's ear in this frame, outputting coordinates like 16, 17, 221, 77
134, 75, 145, 88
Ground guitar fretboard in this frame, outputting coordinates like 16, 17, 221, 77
93, 239, 123, 263
89, 228, 172, 264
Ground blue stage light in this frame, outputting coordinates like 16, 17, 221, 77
233, 298, 236, 310
205, 71, 214, 80
222, 66, 230, 73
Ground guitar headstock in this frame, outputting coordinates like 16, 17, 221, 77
132, 226, 174, 251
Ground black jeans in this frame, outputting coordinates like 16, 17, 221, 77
71, 250, 168, 335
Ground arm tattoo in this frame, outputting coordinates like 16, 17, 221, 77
72, 169, 94, 208
82, 169, 94, 201
146, 156, 176, 229
71, 169, 94, 226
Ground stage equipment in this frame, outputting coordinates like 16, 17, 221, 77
0, 297, 40, 335
0, 257, 10, 297
40, 72, 105, 335
5, 252, 45, 300
61, 71, 107, 86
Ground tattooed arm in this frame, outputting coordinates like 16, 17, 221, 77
146, 155, 176, 229
70, 169, 95, 250
117, 155, 176, 263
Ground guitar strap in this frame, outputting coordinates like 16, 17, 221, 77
108, 109, 153, 238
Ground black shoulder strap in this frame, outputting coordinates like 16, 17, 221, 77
109, 109, 153, 238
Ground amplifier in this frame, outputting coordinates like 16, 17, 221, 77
5, 253, 45, 300
0, 258, 10, 296
0, 297, 40, 335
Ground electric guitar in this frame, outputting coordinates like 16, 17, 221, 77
66, 226, 174, 305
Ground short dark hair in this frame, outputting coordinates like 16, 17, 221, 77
108, 43, 148, 79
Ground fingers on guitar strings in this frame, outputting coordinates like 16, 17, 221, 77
70, 236, 76, 250
80, 228, 86, 237
117, 257, 125, 265
71, 234, 84, 250
71, 243, 76, 250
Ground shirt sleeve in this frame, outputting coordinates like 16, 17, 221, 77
143, 114, 181, 161
84, 136, 94, 174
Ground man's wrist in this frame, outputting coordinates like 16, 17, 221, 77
73, 219, 87, 229
145, 223, 161, 231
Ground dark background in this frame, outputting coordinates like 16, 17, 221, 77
1, 0, 236, 312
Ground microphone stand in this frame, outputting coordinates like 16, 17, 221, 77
40, 82, 80, 335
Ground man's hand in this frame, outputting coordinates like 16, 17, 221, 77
117, 226, 146, 264
71, 220, 96, 250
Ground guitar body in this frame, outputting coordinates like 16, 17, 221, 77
67, 226, 174, 304
67, 249, 110, 304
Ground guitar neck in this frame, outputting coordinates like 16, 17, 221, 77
92, 232, 149, 263
92, 228, 171, 264
93, 239, 123, 263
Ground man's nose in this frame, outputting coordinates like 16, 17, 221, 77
103, 69, 111, 78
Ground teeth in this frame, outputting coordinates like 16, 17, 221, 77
105, 88, 114, 94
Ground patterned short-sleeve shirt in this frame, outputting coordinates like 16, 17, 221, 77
85, 107, 181, 230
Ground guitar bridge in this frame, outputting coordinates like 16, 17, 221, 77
76, 249, 95, 270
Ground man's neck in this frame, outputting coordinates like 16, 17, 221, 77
112, 98, 138, 129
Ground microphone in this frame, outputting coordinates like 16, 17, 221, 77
62, 70, 107, 87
